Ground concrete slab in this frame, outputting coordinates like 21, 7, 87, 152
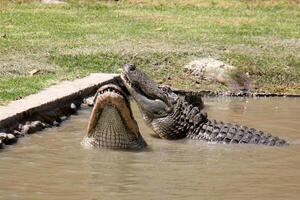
0, 73, 118, 132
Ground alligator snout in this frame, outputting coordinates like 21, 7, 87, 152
123, 64, 136, 72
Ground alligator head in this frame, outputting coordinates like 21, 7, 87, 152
121, 64, 185, 139
82, 83, 147, 150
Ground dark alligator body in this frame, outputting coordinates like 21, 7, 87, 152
121, 64, 288, 146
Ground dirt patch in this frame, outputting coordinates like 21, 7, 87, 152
253, 36, 300, 55
0, 55, 58, 77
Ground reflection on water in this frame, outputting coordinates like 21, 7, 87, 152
0, 98, 299, 200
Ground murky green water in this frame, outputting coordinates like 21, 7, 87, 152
0, 97, 299, 200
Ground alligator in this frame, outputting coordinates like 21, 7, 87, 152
121, 64, 288, 146
82, 84, 147, 150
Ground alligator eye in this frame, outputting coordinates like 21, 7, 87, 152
159, 85, 170, 93
129, 64, 136, 71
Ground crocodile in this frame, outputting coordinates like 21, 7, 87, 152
82, 83, 147, 150
121, 64, 288, 146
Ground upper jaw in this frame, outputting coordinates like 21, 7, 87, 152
95, 84, 128, 101
121, 65, 175, 108
121, 69, 172, 119
120, 71, 131, 89
121, 64, 133, 89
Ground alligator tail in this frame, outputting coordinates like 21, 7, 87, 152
187, 119, 288, 146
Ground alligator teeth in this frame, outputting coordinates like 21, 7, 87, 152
121, 73, 132, 88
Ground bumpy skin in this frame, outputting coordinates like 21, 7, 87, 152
82, 84, 147, 150
169, 99, 287, 145
121, 64, 288, 146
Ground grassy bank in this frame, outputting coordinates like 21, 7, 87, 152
0, 0, 299, 105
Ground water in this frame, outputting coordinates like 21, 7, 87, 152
0, 97, 299, 200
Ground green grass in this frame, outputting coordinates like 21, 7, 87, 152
0, 0, 299, 105
0, 74, 58, 105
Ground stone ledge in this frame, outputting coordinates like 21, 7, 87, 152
0, 73, 118, 133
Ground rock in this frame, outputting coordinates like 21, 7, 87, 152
18, 124, 23, 130
70, 103, 77, 110
184, 58, 236, 85
0, 133, 17, 145
235, 88, 249, 97
30, 121, 45, 132
0, 133, 7, 140
4, 134, 17, 145
70, 102, 80, 114
13, 130, 25, 138
20, 121, 45, 135
41, 0, 65, 4
83, 96, 94, 107
20, 124, 31, 135
53, 121, 60, 127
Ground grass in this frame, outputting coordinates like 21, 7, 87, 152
0, 74, 58, 105
0, 0, 299, 105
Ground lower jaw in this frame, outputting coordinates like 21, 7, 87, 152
82, 136, 138, 149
